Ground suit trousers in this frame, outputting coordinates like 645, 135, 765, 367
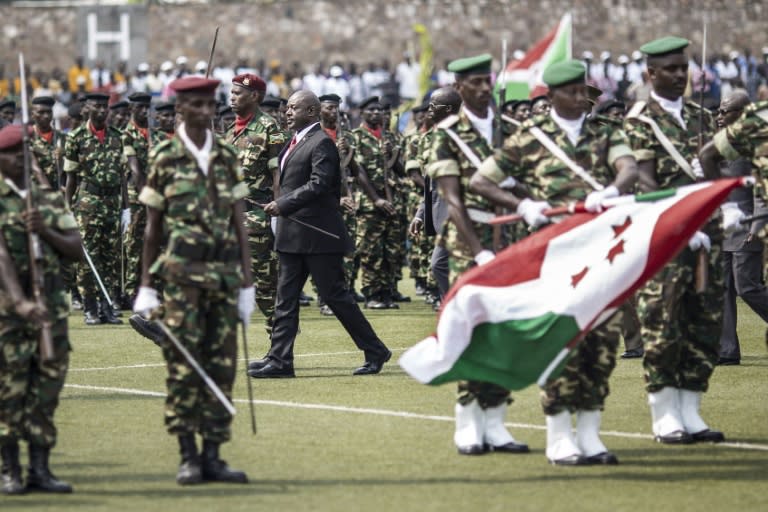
719, 249, 768, 359
268, 251, 390, 367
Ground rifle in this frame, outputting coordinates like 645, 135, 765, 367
694, 21, 708, 294
19, 53, 55, 362
205, 27, 220, 79
492, 39, 508, 251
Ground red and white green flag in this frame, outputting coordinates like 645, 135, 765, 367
399, 178, 747, 391
496, 13, 572, 101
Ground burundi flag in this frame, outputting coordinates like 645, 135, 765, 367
399, 178, 748, 391
496, 13, 572, 101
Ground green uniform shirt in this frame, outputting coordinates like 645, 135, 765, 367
30, 128, 63, 188
63, 122, 126, 205
139, 135, 249, 291
478, 113, 633, 203
0, 179, 78, 322
352, 126, 390, 212
714, 100, 768, 198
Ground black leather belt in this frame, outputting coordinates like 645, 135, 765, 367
172, 241, 240, 262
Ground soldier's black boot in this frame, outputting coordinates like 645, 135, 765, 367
99, 299, 123, 325
1, 441, 25, 495
26, 445, 72, 493
83, 297, 102, 325
201, 440, 247, 483
176, 434, 202, 485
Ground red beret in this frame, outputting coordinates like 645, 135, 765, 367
232, 73, 266, 93
170, 76, 221, 96
0, 125, 24, 152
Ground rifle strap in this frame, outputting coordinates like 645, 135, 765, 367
528, 126, 604, 191
755, 108, 768, 124
626, 101, 698, 181
442, 127, 483, 168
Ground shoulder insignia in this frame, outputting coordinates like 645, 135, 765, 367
436, 114, 460, 129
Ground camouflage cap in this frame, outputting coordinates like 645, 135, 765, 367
542, 59, 587, 87
447, 53, 493, 76
639, 36, 690, 57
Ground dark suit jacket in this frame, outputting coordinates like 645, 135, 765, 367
274, 123, 354, 254
721, 158, 767, 252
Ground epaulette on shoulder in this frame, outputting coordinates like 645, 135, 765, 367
745, 100, 768, 115
148, 138, 176, 163
436, 114, 460, 129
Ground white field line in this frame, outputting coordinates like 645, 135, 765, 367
64, 383, 768, 452
69, 348, 411, 372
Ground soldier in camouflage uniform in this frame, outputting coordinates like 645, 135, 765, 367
225, 73, 286, 336
623, 37, 724, 445
404, 103, 430, 296
352, 96, 401, 309
29, 96, 63, 190
0, 125, 82, 494
107, 100, 130, 131
426, 56, 529, 457
63, 93, 125, 325
474, 59, 638, 465
133, 76, 253, 486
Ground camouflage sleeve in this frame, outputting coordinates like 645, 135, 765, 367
267, 124, 287, 171
715, 108, 768, 161
45, 191, 78, 230
476, 132, 524, 185
139, 144, 168, 211
122, 130, 137, 158
607, 128, 634, 167
623, 117, 657, 163
425, 128, 460, 179
223, 144, 249, 200
404, 133, 422, 173
62, 130, 80, 174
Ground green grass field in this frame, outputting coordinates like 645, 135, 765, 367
6, 282, 768, 512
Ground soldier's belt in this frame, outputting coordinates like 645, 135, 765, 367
172, 241, 240, 262
82, 182, 121, 196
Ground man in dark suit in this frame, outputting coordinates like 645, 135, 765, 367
248, 91, 392, 378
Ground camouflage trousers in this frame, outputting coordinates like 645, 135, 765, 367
540, 310, 622, 415
0, 319, 70, 448
248, 213, 278, 334
123, 204, 146, 301
75, 203, 120, 305
357, 210, 401, 300
638, 246, 723, 393
160, 281, 238, 443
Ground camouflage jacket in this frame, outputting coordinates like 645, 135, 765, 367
139, 134, 249, 291
351, 125, 391, 212
0, 179, 78, 322
30, 127, 64, 188
322, 125, 357, 199
623, 96, 714, 189
225, 110, 286, 207
63, 122, 126, 203
478, 113, 633, 203
426, 107, 494, 213
714, 100, 768, 198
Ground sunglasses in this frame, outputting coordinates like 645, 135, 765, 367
717, 107, 743, 116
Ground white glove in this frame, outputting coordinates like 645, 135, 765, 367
721, 202, 746, 233
121, 208, 132, 235
498, 176, 517, 189
516, 198, 551, 228
584, 185, 619, 213
688, 231, 711, 252
133, 286, 160, 317
691, 158, 705, 179
270, 216, 278, 235
238, 286, 255, 326
473, 250, 495, 266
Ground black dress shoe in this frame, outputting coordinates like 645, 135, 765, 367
201, 441, 247, 484
385, 301, 400, 309
691, 429, 725, 443
353, 291, 366, 303
353, 350, 392, 376
247, 357, 272, 371
621, 347, 644, 359
457, 444, 487, 455
365, 300, 388, 310
486, 441, 530, 453
549, 454, 590, 466
654, 430, 694, 444
717, 356, 740, 366
248, 362, 295, 379
585, 451, 619, 465
129, 314, 166, 347
392, 291, 411, 302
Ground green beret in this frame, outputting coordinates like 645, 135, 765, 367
447, 54, 493, 76
639, 36, 690, 57
542, 59, 586, 87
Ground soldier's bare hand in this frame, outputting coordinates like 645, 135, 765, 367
263, 201, 281, 216
409, 217, 423, 237
337, 138, 349, 154
340, 196, 356, 213
22, 209, 45, 233
14, 299, 48, 322
374, 198, 396, 216
382, 139, 393, 156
